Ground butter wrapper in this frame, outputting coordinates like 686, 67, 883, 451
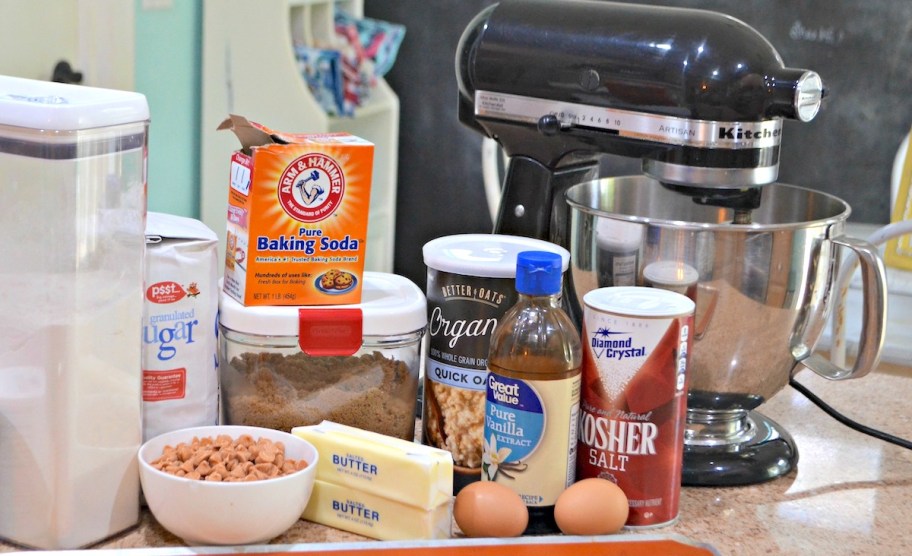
303, 479, 451, 541
292, 420, 453, 510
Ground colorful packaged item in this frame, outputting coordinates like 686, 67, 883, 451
577, 286, 694, 528
295, 46, 347, 117
421, 235, 571, 494
143, 212, 220, 442
293, 10, 406, 117
483, 251, 582, 535
219, 114, 374, 306
335, 10, 405, 78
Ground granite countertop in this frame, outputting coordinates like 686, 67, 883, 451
3, 361, 910, 555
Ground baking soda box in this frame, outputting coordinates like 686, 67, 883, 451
219, 115, 373, 306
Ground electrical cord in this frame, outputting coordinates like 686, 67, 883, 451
789, 377, 912, 451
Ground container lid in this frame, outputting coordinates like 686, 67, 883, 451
423, 234, 570, 278
219, 272, 427, 338
584, 286, 695, 317
643, 261, 699, 287
516, 251, 563, 295
0, 75, 149, 131
146, 212, 218, 244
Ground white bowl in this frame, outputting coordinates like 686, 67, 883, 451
138, 425, 318, 546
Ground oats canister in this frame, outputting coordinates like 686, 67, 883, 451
421, 234, 570, 492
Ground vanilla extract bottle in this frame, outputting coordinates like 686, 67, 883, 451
482, 250, 582, 535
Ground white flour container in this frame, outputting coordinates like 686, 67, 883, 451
0, 76, 149, 549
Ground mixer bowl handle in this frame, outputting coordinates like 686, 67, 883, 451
800, 236, 887, 381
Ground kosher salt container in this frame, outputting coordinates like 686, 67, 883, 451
0, 75, 149, 549
218, 272, 427, 441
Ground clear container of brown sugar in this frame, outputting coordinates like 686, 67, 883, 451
218, 272, 427, 440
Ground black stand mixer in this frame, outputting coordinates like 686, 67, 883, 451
457, 0, 824, 239
455, 0, 864, 487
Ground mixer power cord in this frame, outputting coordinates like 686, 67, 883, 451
789, 378, 912, 451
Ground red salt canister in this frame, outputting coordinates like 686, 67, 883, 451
577, 286, 694, 528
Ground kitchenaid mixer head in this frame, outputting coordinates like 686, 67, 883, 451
457, 0, 824, 239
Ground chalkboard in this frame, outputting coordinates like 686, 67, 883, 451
618, 0, 912, 222
365, 0, 912, 289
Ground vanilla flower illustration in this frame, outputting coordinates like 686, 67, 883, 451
482, 434, 512, 481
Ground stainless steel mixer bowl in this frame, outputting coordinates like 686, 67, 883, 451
565, 176, 887, 413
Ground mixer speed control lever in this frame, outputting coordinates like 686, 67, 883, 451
537, 114, 564, 136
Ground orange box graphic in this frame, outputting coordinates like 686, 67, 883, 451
219, 115, 374, 306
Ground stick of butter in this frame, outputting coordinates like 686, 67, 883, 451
303, 479, 452, 541
292, 420, 453, 510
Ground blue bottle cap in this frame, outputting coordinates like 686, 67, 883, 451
516, 251, 563, 295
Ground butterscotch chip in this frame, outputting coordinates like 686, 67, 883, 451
177, 444, 192, 462
191, 448, 213, 466
196, 460, 212, 476
254, 462, 274, 474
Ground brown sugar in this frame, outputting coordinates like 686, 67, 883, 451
222, 351, 417, 440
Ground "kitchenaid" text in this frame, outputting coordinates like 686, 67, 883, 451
718, 126, 782, 141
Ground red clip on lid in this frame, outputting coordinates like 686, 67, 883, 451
297, 308, 363, 356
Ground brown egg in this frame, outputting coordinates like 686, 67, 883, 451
453, 481, 529, 538
554, 478, 629, 535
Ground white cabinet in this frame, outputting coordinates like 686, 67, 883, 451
0, 0, 134, 91
200, 0, 399, 272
